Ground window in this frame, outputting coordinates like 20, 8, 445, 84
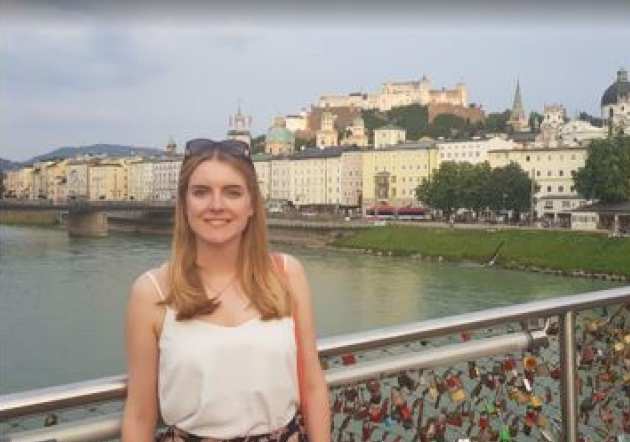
536, 170, 541, 177
570, 186, 575, 192
547, 171, 552, 177
526, 155, 530, 161
547, 186, 552, 192
562, 201, 571, 208
559, 170, 564, 177
558, 185, 564, 192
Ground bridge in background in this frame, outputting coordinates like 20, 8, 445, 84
0, 200, 176, 236
0, 200, 372, 237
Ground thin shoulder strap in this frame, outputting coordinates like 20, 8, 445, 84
281, 253, 287, 272
145, 271, 165, 301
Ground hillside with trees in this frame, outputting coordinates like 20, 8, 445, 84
361, 104, 495, 141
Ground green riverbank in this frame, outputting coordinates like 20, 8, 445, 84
332, 226, 630, 281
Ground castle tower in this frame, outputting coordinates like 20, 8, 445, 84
227, 104, 253, 146
316, 111, 338, 148
508, 79, 529, 132
165, 136, 177, 157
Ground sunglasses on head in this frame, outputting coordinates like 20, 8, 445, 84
184, 138, 252, 162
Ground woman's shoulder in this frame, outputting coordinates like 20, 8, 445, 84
271, 252, 304, 276
130, 263, 169, 304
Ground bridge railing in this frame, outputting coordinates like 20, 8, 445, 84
2, 286, 629, 442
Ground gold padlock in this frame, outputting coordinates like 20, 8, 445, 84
429, 384, 439, 401
530, 395, 543, 409
449, 388, 466, 403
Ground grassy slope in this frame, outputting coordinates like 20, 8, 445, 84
333, 226, 630, 277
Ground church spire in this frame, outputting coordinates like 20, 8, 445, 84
508, 79, 529, 132
512, 79, 524, 114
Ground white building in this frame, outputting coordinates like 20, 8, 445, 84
601, 67, 630, 134
252, 153, 272, 201
285, 112, 308, 133
374, 124, 406, 149
437, 136, 514, 165
488, 146, 588, 222
559, 120, 607, 147
152, 158, 182, 200
339, 150, 363, 206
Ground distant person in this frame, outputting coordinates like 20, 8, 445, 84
122, 139, 330, 442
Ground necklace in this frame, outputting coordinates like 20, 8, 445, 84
202, 274, 237, 301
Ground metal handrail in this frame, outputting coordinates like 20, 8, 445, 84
2, 286, 629, 442
3, 330, 548, 442
318, 285, 630, 356
2, 286, 629, 421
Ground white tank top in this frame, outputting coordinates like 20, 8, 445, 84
145, 271, 300, 439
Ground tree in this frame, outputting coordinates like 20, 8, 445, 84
578, 112, 604, 128
459, 162, 493, 217
388, 104, 429, 140
528, 112, 543, 132
295, 136, 314, 151
484, 110, 511, 133
574, 136, 630, 203
251, 135, 266, 155
0, 172, 5, 198
361, 109, 388, 145
416, 161, 461, 217
489, 163, 532, 217
427, 114, 467, 139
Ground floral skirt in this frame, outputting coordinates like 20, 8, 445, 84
156, 412, 308, 442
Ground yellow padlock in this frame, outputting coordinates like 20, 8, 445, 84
449, 388, 466, 403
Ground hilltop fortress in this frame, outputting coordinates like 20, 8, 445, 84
318, 75, 468, 111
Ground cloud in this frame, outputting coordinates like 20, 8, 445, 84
2, 25, 168, 97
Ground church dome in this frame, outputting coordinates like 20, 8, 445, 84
601, 68, 630, 107
266, 126, 295, 144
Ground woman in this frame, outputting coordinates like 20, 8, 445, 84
122, 139, 330, 442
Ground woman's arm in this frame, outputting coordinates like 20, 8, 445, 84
121, 274, 162, 442
284, 255, 331, 442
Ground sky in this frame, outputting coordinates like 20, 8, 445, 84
2, 1, 630, 162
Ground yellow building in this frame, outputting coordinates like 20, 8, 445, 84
89, 162, 125, 200
5, 167, 33, 199
46, 160, 69, 202
488, 146, 588, 221
315, 112, 338, 148
361, 142, 438, 209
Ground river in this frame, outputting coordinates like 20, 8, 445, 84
0, 224, 619, 394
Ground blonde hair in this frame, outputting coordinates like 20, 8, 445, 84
162, 149, 292, 321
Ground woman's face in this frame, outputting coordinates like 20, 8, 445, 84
185, 159, 254, 247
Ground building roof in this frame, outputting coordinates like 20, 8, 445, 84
252, 153, 273, 162
488, 146, 586, 153
601, 68, 630, 107
290, 147, 344, 160
572, 200, 630, 214
266, 126, 295, 144
509, 132, 537, 142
